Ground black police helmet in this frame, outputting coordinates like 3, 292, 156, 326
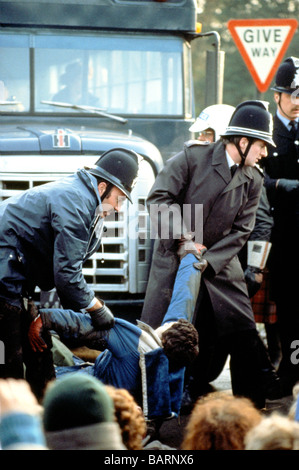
271, 57, 299, 94
85, 148, 139, 203
221, 100, 275, 147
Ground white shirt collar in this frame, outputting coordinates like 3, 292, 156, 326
225, 150, 238, 168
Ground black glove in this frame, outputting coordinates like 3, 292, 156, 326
89, 302, 115, 330
277, 179, 299, 192
244, 266, 263, 298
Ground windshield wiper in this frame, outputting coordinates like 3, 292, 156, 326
41, 100, 128, 124
0, 100, 22, 105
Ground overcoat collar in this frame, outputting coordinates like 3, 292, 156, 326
211, 140, 253, 191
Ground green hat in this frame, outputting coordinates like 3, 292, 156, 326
43, 374, 115, 432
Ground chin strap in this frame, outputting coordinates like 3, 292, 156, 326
235, 137, 254, 166
101, 182, 113, 201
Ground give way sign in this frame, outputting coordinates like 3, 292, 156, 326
228, 18, 298, 92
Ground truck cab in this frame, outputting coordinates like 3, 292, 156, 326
0, 0, 200, 306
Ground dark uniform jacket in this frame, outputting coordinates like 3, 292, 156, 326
263, 114, 299, 300
0, 170, 103, 310
263, 114, 299, 246
141, 140, 263, 335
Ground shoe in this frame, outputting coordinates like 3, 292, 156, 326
180, 389, 197, 415
180, 382, 216, 415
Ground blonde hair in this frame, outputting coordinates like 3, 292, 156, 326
245, 413, 299, 450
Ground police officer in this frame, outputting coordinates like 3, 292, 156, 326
189, 104, 235, 142
262, 57, 299, 395
189, 104, 273, 300
141, 101, 280, 409
0, 148, 139, 397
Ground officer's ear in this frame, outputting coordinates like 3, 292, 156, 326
239, 137, 249, 152
273, 92, 280, 105
97, 181, 107, 197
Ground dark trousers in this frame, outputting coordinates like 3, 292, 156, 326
187, 286, 278, 409
0, 300, 24, 379
0, 298, 55, 400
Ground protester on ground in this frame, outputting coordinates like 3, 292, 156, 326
28, 301, 199, 421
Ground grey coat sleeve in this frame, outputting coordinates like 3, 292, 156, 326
249, 185, 273, 242
147, 150, 190, 250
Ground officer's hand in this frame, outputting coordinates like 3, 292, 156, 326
89, 302, 115, 330
244, 266, 263, 298
28, 316, 47, 353
277, 179, 299, 192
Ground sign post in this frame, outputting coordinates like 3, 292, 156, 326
228, 19, 298, 94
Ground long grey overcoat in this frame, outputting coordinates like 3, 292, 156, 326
141, 140, 263, 335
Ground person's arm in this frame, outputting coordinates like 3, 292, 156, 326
28, 308, 102, 352
29, 308, 138, 359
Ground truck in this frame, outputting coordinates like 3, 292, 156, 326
0, 0, 218, 309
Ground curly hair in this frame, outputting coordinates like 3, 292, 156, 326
181, 392, 262, 450
161, 319, 199, 368
105, 386, 146, 450
245, 413, 299, 450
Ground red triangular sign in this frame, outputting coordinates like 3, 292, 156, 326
228, 18, 298, 92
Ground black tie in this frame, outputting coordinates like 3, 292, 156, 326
230, 164, 238, 177
289, 120, 298, 137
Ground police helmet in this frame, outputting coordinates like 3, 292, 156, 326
189, 104, 235, 141
271, 57, 299, 95
85, 148, 139, 203
221, 100, 275, 147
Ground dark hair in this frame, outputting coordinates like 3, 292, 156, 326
88, 174, 114, 199
221, 135, 258, 146
161, 319, 199, 368
221, 135, 243, 146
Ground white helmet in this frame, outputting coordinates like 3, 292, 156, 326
189, 104, 235, 141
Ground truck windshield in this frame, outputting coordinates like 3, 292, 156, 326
0, 33, 184, 116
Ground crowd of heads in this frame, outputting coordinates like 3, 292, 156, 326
2, 375, 299, 450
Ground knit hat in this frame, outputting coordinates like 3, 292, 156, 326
43, 374, 115, 432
